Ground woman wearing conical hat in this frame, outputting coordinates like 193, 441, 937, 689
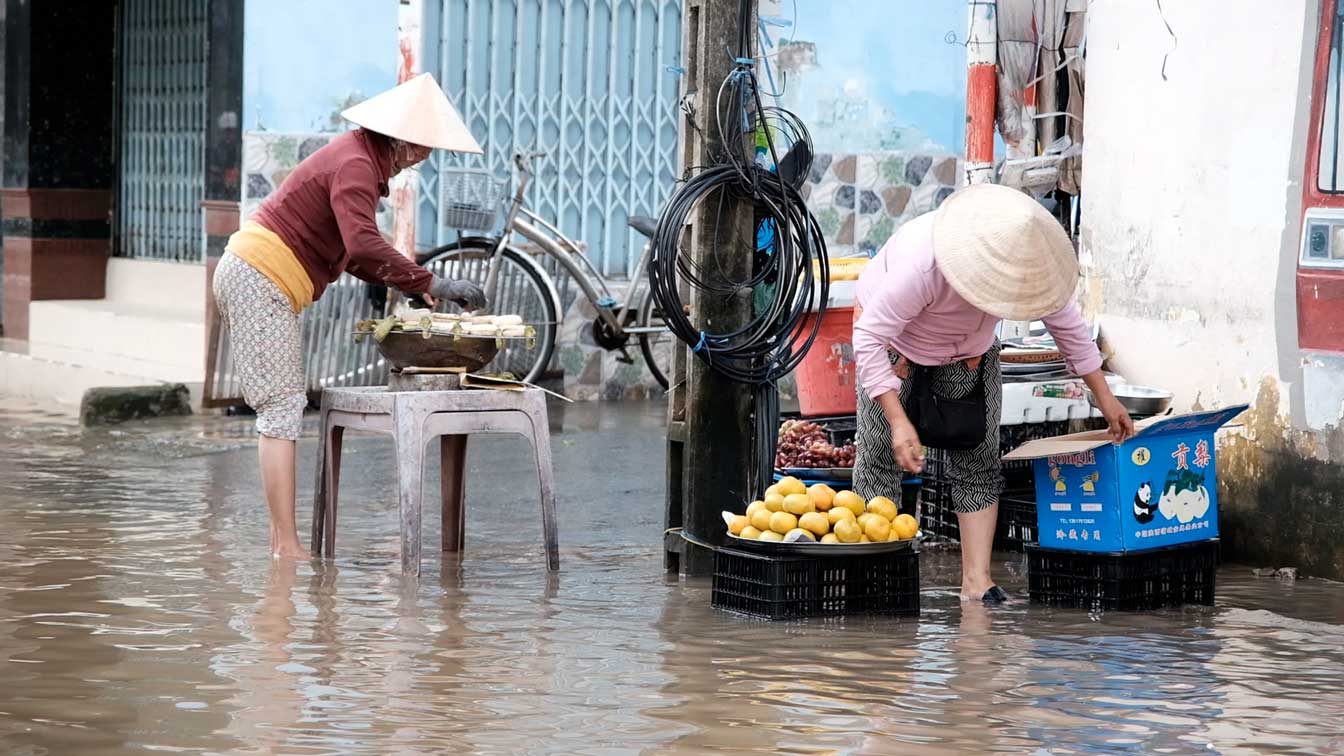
851, 184, 1134, 603
212, 73, 486, 560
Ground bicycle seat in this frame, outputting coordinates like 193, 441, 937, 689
627, 215, 659, 239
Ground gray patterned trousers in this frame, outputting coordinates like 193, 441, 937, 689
854, 345, 1004, 514
211, 252, 307, 441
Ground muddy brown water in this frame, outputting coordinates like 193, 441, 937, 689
2, 400, 1344, 755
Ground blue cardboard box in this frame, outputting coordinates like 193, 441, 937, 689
1003, 405, 1248, 552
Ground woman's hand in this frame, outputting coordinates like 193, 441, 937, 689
875, 390, 924, 472
1097, 394, 1136, 442
1080, 371, 1136, 442
890, 418, 926, 473
430, 276, 487, 311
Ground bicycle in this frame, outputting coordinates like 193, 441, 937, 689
413, 152, 673, 388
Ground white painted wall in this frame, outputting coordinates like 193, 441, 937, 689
1079, 0, 1317, 418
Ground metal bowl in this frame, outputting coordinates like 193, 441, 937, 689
1085, 384, 1173, 417
371, 331, 500, 372
726, 531, 921, 556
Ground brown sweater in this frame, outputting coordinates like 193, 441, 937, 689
252, 129, 433, 301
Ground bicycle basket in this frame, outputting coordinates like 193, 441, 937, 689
438, 168, 508, 232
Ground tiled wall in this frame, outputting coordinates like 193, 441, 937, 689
805, 151, 961, 259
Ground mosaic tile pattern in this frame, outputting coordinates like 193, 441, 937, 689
806, 151, 962, 258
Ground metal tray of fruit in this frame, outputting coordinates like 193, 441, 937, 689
724, 531, 922, 556
776, 467, 853, 482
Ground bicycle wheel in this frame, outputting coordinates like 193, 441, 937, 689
637, 289, 673, 391
419, 242, 559, 384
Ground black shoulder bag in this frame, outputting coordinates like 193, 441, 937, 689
904, 358, 990, 451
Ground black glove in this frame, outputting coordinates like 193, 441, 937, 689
429, 276, 487, 311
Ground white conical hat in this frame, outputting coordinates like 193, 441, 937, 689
341, 72, 482, 153
932, 183, 1079, 321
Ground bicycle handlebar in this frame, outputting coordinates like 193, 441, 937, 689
513, 151, 547, 175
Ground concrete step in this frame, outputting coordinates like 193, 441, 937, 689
28, 298, 205, 384
0, 339, 165, 409
105, 257, 207, 304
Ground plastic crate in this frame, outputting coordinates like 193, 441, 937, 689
711, 546, 920, 620
915, 477, 1037, 548
917, 418, 1109, 548
1026, 539, 1219, 611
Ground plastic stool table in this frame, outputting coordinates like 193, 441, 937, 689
310, 386, 559, 574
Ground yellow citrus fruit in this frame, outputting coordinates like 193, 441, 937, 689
833, 518, 861, 543
777, 476, 808, 497
784, 493, 816, 515
820, 533, 840, 544
860, 534, 871, 543
765, 484, 782, 499
746, 501, 767, 518
769, 511, 799, 534
827, 507, 856, 526
834, 490, 866, 517
799, 511, 830, 537
867, 496, 899, 521
728, 515, 749, 535
764, 493, 785, 512
750, 509, 774, 532
758, 530, 784, 542
864, 516, 891, 542
886, 525, 902, 541
893, 513, 919, 540
740, 525, 762, 539
808, 484, 836, 511
785, 528, 817, 542
856, 513, 877, 530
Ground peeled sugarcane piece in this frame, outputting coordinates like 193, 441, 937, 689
494, 314, 523, 326
500, 325, 528, 337
462, 322, 500, 336
372, 315, 399, 343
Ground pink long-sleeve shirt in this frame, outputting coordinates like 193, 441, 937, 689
852, 212, 1103, 400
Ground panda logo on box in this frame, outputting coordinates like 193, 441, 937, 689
1133, 482, 1156, 524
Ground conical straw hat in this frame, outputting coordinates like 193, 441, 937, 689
931, 183, 1079, 321
341, 72, 482, 153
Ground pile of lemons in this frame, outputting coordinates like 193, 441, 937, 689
727, 476, 920, 544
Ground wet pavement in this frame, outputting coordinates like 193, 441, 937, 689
2, 399, 1344, 755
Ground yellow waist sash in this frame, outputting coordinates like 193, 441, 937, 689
226, 221, 314, 312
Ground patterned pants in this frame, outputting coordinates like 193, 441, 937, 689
854, 345, 1004, 514
212, 253, 307, 441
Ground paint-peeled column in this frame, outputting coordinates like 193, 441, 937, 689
965, 0, 997, 185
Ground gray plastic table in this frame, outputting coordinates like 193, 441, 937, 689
310, 386, 559, 574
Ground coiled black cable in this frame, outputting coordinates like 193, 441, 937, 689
648, 13, 830, 497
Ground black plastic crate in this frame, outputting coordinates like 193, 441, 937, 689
997, 492, 1038, 547
711, 546, 920, 620
915, 451, 1038, 549
1026, 539, 1219, 611
917, 419, 1108, 549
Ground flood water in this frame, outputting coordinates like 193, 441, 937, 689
2, 400, 1344, 755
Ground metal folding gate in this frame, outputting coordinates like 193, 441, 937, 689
419, 0, 683, 277
116, 0, 209, 262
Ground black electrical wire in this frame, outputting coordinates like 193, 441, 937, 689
648, 1, 829, 499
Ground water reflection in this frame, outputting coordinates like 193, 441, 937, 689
1, 403, 1343, 755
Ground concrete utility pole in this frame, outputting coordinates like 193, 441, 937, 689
664, 0, 757, 576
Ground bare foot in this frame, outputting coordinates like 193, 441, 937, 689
271, 542, 311, 560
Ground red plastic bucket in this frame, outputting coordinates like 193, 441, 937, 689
795, 306, 857, 417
